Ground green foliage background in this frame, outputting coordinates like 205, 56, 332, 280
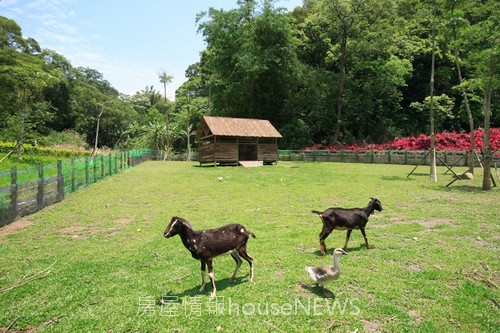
1, 0, 498, 151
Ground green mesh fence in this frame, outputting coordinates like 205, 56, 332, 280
0, 149, 158, 226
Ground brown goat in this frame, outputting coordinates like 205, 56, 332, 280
164, 216, 255, 297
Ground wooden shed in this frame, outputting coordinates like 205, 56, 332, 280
195, 116, 282, 166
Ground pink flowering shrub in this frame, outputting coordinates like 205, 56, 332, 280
306, 128, 500, 151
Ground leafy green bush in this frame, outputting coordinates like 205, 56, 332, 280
0, 141, 92, 158
41, 130, 89, 149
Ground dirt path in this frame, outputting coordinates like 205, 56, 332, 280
0, 219, 35, 237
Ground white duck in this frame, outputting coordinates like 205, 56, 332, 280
305, 248, 347, 296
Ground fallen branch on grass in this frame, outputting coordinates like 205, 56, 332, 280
171, 272, 192, 283
462, 267, 498, 290
0, 261, 57, 295
4, 316, 19, 333
263, 320, 287, 333
3, 314, 64, 333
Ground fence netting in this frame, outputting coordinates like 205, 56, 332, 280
0, 149, 157, 227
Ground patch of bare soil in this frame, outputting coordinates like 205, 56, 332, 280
408, 263, 423, 272
361, 319, 381, 333
114, 215, 136, 225
415, 217, 453, 230
53, 215, 135, 239
55, 225, 96, 239
0, 219, 35, 237
406, 309, 422, 323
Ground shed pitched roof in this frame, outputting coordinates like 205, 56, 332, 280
196, 116, 282, 140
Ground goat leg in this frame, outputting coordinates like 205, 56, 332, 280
237, 248, 254, 282
230, 251, 242, 283
199, 261, 207, 292
342, 229, 353, 251
319, 225, 333, 256
360, 228, 371, 249
207, 258, 216, 298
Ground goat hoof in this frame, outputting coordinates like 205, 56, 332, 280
199, 286, 205, 292
210, 292, 216, 298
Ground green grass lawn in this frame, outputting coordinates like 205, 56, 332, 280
0, 161, 498, 332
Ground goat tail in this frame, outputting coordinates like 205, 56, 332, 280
311, 210, 323, 215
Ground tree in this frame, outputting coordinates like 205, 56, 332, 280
197, 0, 299, 129
453, 0, 499, 190
92, 101, 111, 157
158, 71, 173, 152
445, 0, 476, 172
174, 68, 210, 158
428, 0, 438, 182
0, 17, 58, 160
318, 0, 392, 144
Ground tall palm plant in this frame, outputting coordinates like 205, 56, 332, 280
158, 71, 173, 152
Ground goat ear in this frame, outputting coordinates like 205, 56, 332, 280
179, 217, 192, 228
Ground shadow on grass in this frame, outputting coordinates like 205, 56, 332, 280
380, 175, 407, 181
159, 275, 252, 303
440, 184, 491, 193
313, 243, 372, 256
299, 282, 337, 299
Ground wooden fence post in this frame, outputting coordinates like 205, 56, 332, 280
101, 156, 104, 179
37, 164, 44, 210
109, 155, 113, 175
10, 166, 18, 220
85, 157, 89, 185
93, 157, 97, 182
57, 160, 64, 202
71, 158, 76, 192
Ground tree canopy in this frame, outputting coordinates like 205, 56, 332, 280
0, 0, 498, 153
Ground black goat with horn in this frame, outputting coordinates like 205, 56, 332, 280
312, 198, 383, 255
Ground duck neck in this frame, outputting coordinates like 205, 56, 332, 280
333, 254, 341, 269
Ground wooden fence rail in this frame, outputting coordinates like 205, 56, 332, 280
0, 149, 157, 227
2, 148, 498, 227
278, 149, 500, 166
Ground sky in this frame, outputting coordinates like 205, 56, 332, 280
0, 0, 303, 100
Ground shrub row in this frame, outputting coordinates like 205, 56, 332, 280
0, 142, 92, 158
306, 128, 500, 151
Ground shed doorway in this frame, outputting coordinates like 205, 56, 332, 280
238, 143, 258, 161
